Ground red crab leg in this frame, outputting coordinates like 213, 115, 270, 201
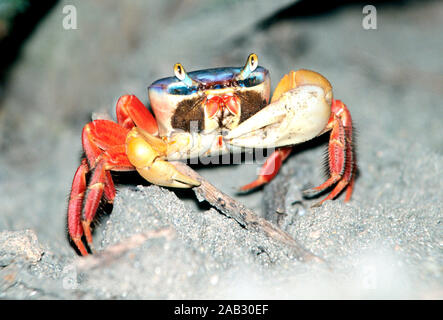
68, 95, 160, 256
344, 164, 357, 202
305, 114, 346, 193
304, 100, 356, 206
68, 120, 133, 255
116, 95, 158, 135
82, 147, 135, 254
240, 147, 292, 191
81, 159, 106, 252
104, 171, 116, 203
67, 158, 89, 256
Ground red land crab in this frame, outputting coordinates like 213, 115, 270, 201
67, 54, 356, 255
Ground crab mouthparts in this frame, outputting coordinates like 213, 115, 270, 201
204, 94, 240, 119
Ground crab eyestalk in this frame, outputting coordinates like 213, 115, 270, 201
174, 63, 200, 88
235, 53, 258, 81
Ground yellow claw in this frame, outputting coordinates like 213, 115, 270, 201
126, 127, 200, 188
272, 69, 333, 105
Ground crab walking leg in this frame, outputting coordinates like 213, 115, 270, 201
67, 159, 89, 256
240, 147, 293, 191
81, 120, 131, 164
67, 122, 103, 255
305, 100, 356, 206
331, 119, 356, 203
68, 120, 133, 255
344, 162, 357, 202
312, 139, 354, 207
79, 150, 134, 254
81, 159, 106, 252
79, 145, 136, 252
303, 114, 346, 195
102, 145, 136, 205
82, 150, 133, 254
116, 94, 159, 135
104, 171, 116, 203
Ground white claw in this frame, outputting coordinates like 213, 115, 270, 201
224, 103, 286, 140
225, 85, 331, 148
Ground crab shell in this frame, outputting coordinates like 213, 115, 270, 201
147, 66, 271, 159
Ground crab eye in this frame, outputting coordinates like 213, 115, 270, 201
174, 63, 186, 81
248, 53, 258, 72
174, 62, 199, 89
236, 53, 259, 81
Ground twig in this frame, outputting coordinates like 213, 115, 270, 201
76, 227, 176, 270
171, 161, 324, 263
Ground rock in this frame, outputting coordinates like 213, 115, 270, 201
0, 229, 43, 265
263, 142, 443, 298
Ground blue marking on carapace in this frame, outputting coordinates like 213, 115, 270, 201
148, 66, 269, 96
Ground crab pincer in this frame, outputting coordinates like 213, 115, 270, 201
126, 127, 200, 188
226, 70, 356, 206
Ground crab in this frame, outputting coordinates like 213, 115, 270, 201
67, 54, 356, 255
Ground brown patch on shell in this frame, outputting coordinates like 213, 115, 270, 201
237, 91, 267, 123
171, 96, 205, 132
170, 90, 266, 133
